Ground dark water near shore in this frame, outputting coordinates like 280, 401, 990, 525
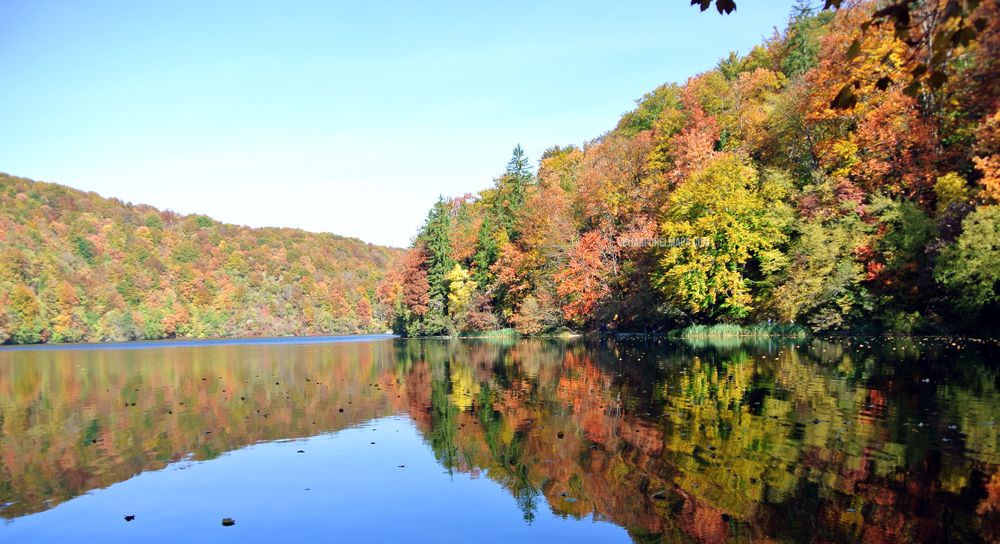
1, 335, 999, 543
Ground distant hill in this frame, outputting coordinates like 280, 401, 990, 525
0, 172, 403, 344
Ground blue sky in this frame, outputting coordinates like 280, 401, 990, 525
0, 0, 796, 247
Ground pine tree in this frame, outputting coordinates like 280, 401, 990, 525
780, 0, 833, 77
472, 145, 536, 286
419, 197, 456, 306
493, 144, 535, 239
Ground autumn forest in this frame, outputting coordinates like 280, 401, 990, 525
3, 0, 1000, 345
382, 0, 1000, 338
0, 172, 402, 344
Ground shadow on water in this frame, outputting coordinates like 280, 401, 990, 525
1, 335, 999, 542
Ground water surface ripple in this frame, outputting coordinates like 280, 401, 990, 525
1, 335, 998, 543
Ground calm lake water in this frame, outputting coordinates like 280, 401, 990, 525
1, 335, 999, 543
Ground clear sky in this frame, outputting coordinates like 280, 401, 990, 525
0, 0, 795, 248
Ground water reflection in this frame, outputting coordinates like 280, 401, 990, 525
1, 336, 999, 542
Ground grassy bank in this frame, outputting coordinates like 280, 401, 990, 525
458, 328, 521, 338
667, 323, 810, 338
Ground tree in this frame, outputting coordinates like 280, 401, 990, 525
694, 0, 993, 104
615, 84, 684, 137
555, 231, 615, 323
401, 248, 430, 317
472, 146, 537, 286
538, 144, 584, 192
8, 283, 42, 343
935, 172, 971, 212
975, 108, 1000, 203
419, 198, 456, 304
652, 155, 791, 320
649, 84, 722, 189
934, 205, 1000, 314
486, 145, 535, 240
781, 0, 836, 77
356, 297, 373, 329
512, 296, 545, 335
445, 264, 477, 317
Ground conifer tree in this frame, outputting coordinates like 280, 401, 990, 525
420, 197, 456, 306
472, 146, 536, 286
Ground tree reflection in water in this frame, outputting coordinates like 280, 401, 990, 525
1, 336, 999, 542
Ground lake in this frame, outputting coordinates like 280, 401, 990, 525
1, 335, 999, 543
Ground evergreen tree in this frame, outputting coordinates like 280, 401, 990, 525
493, 144, 534, 239
780, 0, 833, 77
473, 214, 500, 286
419, 197, 456, 306
471, 145, 536, 287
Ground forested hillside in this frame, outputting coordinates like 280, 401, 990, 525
0, 173, 402, 344
384, 0, 1000, 336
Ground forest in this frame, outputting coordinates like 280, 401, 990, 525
3, 0, 999, 344
384, 0, 1000, 337
0, 173, 402, 344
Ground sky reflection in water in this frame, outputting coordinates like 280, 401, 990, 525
1, 335, 999, 543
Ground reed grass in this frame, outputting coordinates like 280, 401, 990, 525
668, 323, 809, 338
458, 328, 521, 338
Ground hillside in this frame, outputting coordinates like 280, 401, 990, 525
386, 0, 1000, 336
0, 173, 403, 344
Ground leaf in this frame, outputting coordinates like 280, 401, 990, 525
932, 30, 950, 52
875, 77, 893, 91
953, 26, 978, 48
830, 85, 858, 110
931, 49, 949, 67
942, 1, 962, 20
872, 3, 908, 25
691, 0, 712, 12
846, 39, 862, 60
928, 70, 949, 89
716, 0, 736, 14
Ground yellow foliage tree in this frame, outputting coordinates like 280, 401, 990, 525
935, 172, 970, 212
445, 264, 477, 316
653, 155, 791, 319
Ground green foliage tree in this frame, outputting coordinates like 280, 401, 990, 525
934, 205, 1000, 314
652, 156, 791, 320
772, 174, 872, 330
615, 84, 683, 137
